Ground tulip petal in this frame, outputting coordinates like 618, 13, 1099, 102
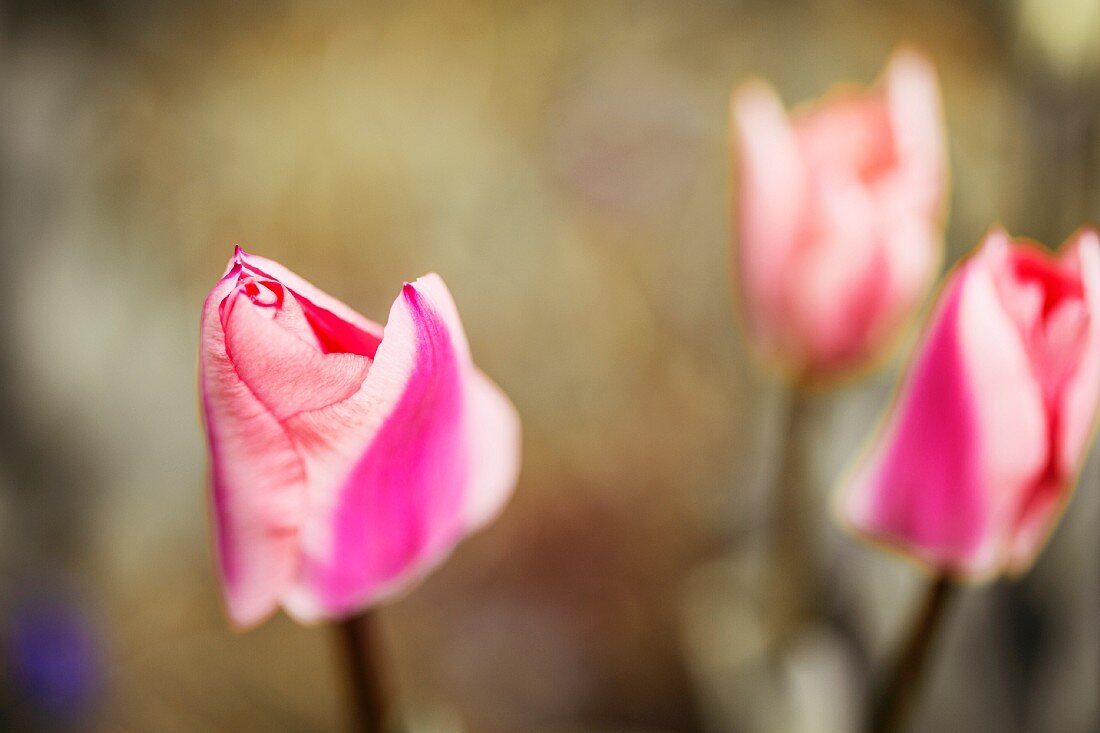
959, 236, 1050, 570
885, 48, 945, 213
286, 274, 509, 618
200, 268, 306, 627
794, 178, 884, 365
1057, 230, 1100, 476
1005, 230, 1100, 569
221, 284, 372, 420
235, 248, 386, 343
731, 80, 807, 357
463, 369, 522, 528
319, 277, 466, 613
845, 269, 992, 572
401, 277, 521, 530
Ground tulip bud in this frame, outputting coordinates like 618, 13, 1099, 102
842, 228, 1100, 576
731, 49, 947, 380
199, 248, 521, 628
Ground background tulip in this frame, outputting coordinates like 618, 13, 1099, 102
731, 48, 947, 380
200, 248, 521, 628
843, 228, 1100, 577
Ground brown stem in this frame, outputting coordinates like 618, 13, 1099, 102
335, 610, 390, 733
870, 575, 956, 733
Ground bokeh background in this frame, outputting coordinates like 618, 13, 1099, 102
2, 0, 1100, 730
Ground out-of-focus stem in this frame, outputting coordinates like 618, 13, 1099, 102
335, 610, 390, 733
765, 380, 816, 636
870, 575, 956, 733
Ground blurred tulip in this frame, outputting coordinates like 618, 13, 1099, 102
731, 49, 947, 380
199, 247, 521, 628
843, 228, 1100, 576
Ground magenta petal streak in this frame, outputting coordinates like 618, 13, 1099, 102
846, 273, 988, 571
310, 284, 468, 615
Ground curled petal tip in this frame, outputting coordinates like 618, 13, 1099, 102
730, 79, 785, 127
885, 47, 938, 104
980, 227, 1011, 258
731, 78, 769, 103
403, 274, 451, 305
1075, 227, 1100, 251
222, 248, 246, 277
887, 45, 934, 74
407, 272, 444, 287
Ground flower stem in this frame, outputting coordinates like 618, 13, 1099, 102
766, 382, 815, 635
335, 610, 390, 733
870, 574, 956, 733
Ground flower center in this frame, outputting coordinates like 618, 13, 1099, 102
998, 248, 1089, 403
240, 277, 284, 308
796, 97, 897, 187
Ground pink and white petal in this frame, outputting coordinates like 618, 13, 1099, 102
235, 247, 386, 341
959, 235, 1049, 567
288, 275, 478, 619
792, 180, 881, 367
1057, 229, 1100, 475
406, 277, 520, 528
876, 216, 941, 335
885, 48, 945, 213
464, 369, 522, 529
221, 287, 372, 420
844, 267, 993, 573
200, 268, 306, 628
731, 81, 807, 350
1005, 479, 1065, 573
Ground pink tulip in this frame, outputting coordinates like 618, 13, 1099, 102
842, 229, 1100, 576
199, 248, 521, 627
731, 49, 947, 379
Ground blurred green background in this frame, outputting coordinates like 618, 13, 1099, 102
1, 0, 1100, 730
